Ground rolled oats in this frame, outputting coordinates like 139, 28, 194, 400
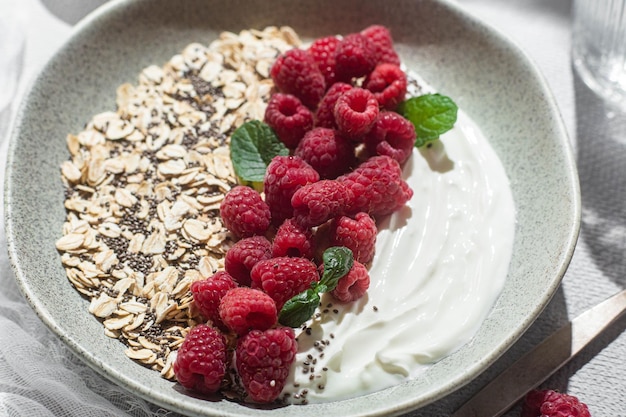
56, 27, 300, 376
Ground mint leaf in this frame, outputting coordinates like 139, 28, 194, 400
319, 246, 354, 291
277, 246, 354, 328
278, 289, 320, 328
398, 93, 458, 147
230, 120, 289, 184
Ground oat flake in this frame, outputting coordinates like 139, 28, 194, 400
56, 26, 301, 380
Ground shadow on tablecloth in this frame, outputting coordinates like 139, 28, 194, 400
573, 69, 626, 290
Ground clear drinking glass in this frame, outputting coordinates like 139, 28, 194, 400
572, 0, 626, 109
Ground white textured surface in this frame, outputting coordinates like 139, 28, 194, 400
0, 0, 624, 415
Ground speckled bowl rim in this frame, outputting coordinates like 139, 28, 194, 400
5, 0, 580, 416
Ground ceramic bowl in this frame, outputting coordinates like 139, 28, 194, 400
5, 0, 580, 416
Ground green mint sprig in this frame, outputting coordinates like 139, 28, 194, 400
398, 93, 458, 147
278, 247, 354, 328
229, 120, 289, 189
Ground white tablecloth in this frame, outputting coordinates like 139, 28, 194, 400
0, 0, 624, 415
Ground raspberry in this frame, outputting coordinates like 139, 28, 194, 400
218, 287, 277, 336
363, 63, 408, 110
334, 87, 379, 140
294, 127, 356, 179
334, 33, 377, 82
272, 218, 315, 259
263, 93, 313, 149
191, 271, 237, 331
220, 185, 271, 239
365, 111, 415, 164
235, 327, 297, 403
173, 324, 227, 394
361, 25, 394, 50
264, 155, 320, 226
330, 212, 377, 264
338, 155, 413, 217
224, 236, 272, 287
270, 48, 325, 109
376, 48, 401, 67
308, 35, 340, 87
331, 261, 370, 303
521, 390, 591, 417
360, 24, 401, 66
250, 257, 319, 310
314, 82, 353, 129
291, 179, 354, 228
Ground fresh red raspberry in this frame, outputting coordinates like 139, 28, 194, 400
191, 271, 237, 331
270, 48, 325, 109
361, 25, 394, 50
377, 48, 401, 67
173, 324, 227, 394
250, 257, 319, 310
224, 236, 272, 287
236, 327, 298, 403
272, 218, 315, 259
365, 111, 415, 164
264, 93, 313, 149
218, 287, 277, 336
264, 155, 320, 226
330, 212, 377, 264
521, 389, 591, 417
220, 186, 271, 239
308, 35, 340, 87
334, 33, 377, 82
294, 127, 356, 179
360, 24, 401, 66
338, 155, 413, 217
314, 82, 353, 129
334, 87, 379, 140
331, 260, 370, 303
291, 179, 354, 228
363, 63, 408, 110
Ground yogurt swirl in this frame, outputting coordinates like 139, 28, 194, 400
282, 109, 516, 403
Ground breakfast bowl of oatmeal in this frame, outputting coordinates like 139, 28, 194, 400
5, 0, 580, 415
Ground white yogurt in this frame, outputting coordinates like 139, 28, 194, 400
281, 109, 516, 403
